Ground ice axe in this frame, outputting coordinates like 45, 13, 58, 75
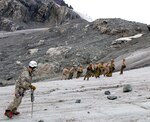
31, 89, 34, 118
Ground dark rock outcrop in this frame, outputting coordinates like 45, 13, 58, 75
92, 18, 149, 37
0, 17, 23, 31
0, 0, 80, 31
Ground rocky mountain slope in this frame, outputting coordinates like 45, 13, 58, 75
0, 0, 80, 31
0, 0, 150, 86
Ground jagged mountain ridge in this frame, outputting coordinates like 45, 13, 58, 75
0, 0, 80, 31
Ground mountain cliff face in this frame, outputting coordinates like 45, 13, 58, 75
0, 0, 150, 86
0, 0, 80, 31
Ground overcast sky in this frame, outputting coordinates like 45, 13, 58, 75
64, 0, 150, 24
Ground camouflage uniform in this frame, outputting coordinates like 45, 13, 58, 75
68, 67, 75, 80
61, 68, 69, 80
94, 63, 101, 78
99, 63, 105, 76
84, 64, 94, 80
120, 59, 126, 74
6, 67, 32, 113
106, 61, 115, 77
76, 66, 83, 78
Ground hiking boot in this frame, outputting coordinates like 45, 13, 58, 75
4, 110, 13, 118
13, 111, 20, 115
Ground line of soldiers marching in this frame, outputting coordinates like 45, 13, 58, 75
61, 59, 126, 80
4, 59, 126, 118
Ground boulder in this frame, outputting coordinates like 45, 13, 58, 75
107, 95, 117, 100
123, 84, 132, 92
75, 99, 81, 103
104, 90, 111, 95
38, 120, 44, 122
0, 18, 23, 31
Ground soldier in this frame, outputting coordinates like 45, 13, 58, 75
84, 63, 94, 80
110, 59, 115, 72
61, 67, 69, 80
94, 62, 101, 78
99, 62, 105, 76
103, 63, 110, 77
68, 66, 76, 80
120, 58, 126, 75
76, 65, 83, 78
4, 61, 37, 118
105, 59, 115, 77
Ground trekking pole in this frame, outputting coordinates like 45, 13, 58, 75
31, 89, 34, 118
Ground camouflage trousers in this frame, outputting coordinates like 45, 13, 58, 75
7, 87, 25, 112
76, 71, 83, 78
68, 72, 74, 79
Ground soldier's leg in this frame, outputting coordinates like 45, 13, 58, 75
79, 72, 82, 78
84, 74, 87, 80
70, 73, 74, 79
120, 67, 123, 74
68, 73, 71, 79
5, 95, 22, 118
87, 76, 90, 80
7, 95, 23, 112
76, 72, 79, 78
64, 74, 67, 80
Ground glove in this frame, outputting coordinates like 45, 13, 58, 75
30, 85, 36, 91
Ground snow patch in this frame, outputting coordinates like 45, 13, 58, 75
112, 33, 143, 45
116, 34, 143, 41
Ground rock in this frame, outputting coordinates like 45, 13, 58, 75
37, 40, 45, 46
28, 48, 38, 55
92, 18, 149, 36
46, 46, 72, 56
58, 100, 64, 102
123, 84, 132, 92
80, 86, 85, 88
75, 99, 81, 103
107, 95, 117, 100
16, 61, 22, 65
104, 90, 111, 95
0, 0, 80, 31
0, 18, 23, 31
147, 25, 150, 31
38, 120, 44, 122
